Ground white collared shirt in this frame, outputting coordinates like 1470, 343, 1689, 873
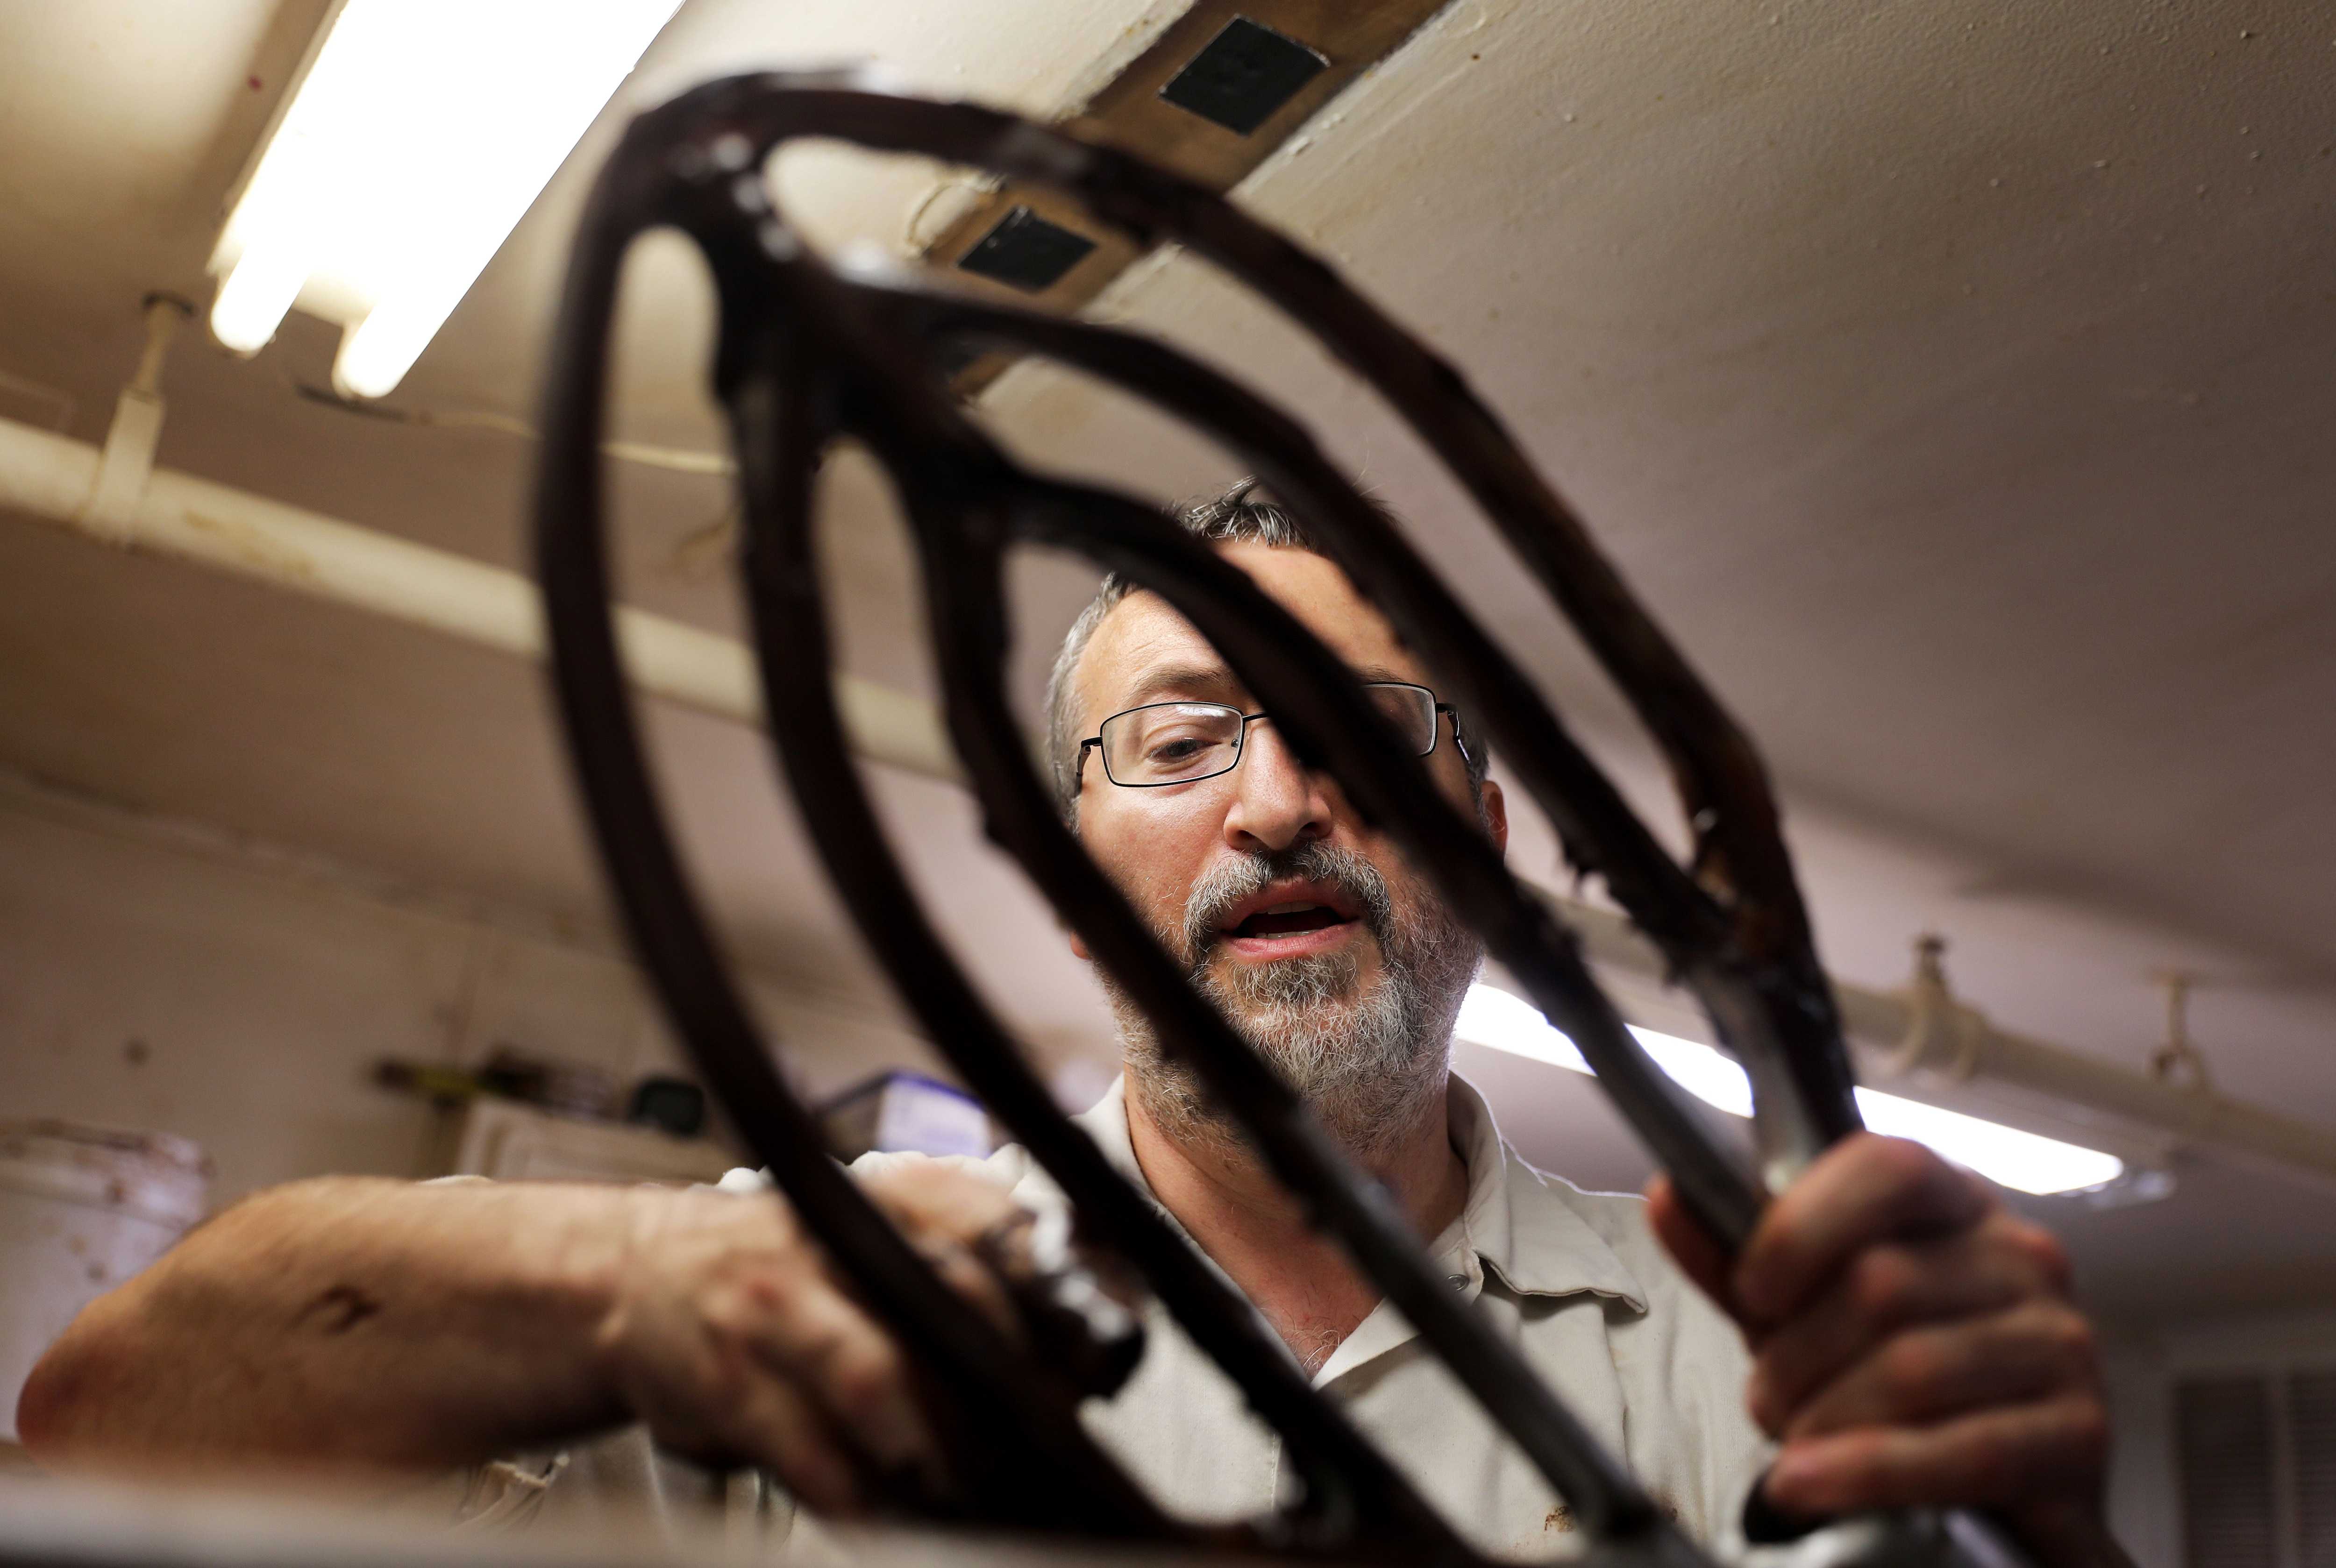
861, 1075, 1771, 1559
496, 1076, 1770, 1558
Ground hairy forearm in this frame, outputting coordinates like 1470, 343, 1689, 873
16, 1176, 655, 1476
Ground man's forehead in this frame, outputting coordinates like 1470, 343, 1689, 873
1075, 544, 1425, 717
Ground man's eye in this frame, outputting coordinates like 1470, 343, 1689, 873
1147, 735, 1219, 762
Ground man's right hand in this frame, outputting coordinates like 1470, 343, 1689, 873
595, 1162, 1032, 1513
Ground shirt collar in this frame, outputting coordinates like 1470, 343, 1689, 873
1071, 1076, 1147, 1182
1072, 1073, 1646, 1313
1443, 1074, 1647, 1313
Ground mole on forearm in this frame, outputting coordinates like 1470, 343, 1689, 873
295, 1284, 383, 1334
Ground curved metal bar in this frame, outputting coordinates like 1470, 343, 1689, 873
531, 95, 1175, 1542
532, 67, 2031, 1568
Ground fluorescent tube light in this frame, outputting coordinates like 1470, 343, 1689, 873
209, 0, 683, 397
1454, 984, 2126, 1197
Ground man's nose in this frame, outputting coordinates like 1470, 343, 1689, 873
1221, 719, 1338, 853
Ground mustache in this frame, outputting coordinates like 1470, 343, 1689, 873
1180, 842, 1394, 964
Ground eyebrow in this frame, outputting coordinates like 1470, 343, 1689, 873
1115, 662, 1241, 712
1108, 660, 1416, 717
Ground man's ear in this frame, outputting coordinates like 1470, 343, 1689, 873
1480, 777, 1509, 855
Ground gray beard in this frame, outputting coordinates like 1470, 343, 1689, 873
1109, 841, 1481, 1161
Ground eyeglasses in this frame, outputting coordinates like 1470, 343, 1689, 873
1078, 681, 1469, 788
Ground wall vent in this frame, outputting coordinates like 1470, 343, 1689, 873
2178, 1370, 2336, 1568
954, 206, 1097, 293
1159, 16, 1329, 135
917, 0, 1456, 392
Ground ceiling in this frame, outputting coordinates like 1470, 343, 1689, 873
1, 0, 2332, 1327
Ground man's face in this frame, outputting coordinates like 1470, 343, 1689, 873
1067, 543, 1507, 1153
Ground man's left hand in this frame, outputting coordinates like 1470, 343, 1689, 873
1647, 1134, 2116, 1559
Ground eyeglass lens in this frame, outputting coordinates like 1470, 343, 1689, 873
1097, 683, 1438, 786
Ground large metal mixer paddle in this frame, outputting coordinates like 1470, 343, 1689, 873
531, 71, 2033, 1568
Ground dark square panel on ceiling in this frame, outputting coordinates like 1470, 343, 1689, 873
954, 206, 1097, 292
1159, 15, 1329, 135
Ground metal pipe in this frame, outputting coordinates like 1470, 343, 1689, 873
1555, 895, 2336, 1190
0, 412, 960, 784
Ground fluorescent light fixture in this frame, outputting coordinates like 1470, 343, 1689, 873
209, 0, 683, 397
1454, 984, 2127, 1197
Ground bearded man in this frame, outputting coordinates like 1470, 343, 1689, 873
19, 486, 2122, 1565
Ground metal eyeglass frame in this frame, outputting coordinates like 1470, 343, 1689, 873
1077, 681, 1470, 788
530, 69, 2034, 1568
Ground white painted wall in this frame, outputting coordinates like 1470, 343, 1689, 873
0, 783, 947, 1208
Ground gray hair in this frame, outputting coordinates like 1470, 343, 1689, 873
1041, 479, 1489, 819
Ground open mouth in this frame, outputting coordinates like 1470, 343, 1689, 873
1213, 879, 1367, 955
1228, 904, 1353, 939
